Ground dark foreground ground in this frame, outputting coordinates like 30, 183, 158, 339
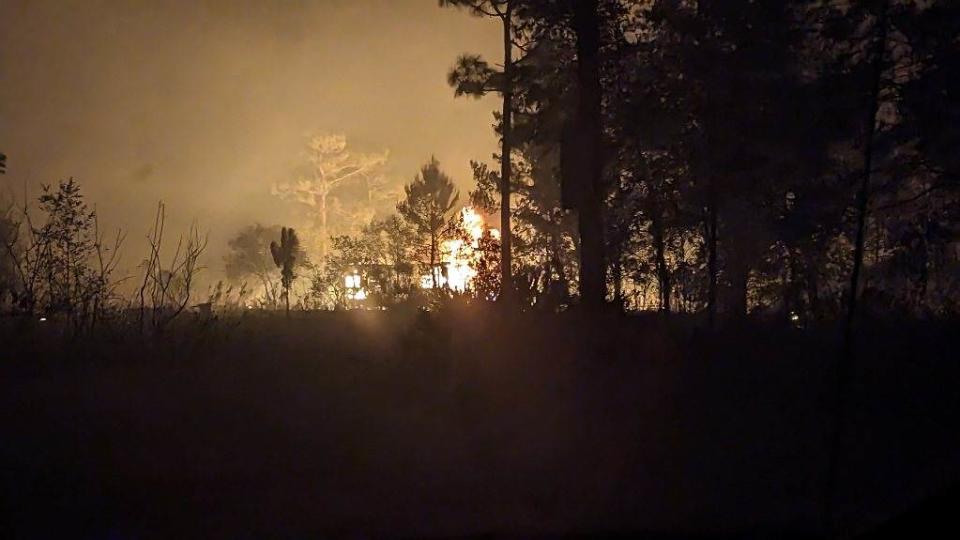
2, 306, 958, 539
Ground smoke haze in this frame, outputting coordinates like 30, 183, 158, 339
0, 0, 500, 278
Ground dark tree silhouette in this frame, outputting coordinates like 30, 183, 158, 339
441, 0, 517, 303
397, 157, 460, 289
569, 0, 606, 309
226, 224, 307, 309
271, 227, 300, 317
842, 2, 890, 351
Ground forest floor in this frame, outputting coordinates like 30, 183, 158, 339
2, 306, 958, 539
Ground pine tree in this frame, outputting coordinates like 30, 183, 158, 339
441, 0, 517, 302
397, 158, 460, 289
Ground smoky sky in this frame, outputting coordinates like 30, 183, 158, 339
0, 0, 500, 277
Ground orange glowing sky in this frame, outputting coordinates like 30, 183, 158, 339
0, 0, 501, 275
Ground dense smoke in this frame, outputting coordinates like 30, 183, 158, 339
0, 0, 501, 282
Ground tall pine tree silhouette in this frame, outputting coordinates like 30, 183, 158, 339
270, 227, 300, 317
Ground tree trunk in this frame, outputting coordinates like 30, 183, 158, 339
650, 196, 670, 312
550, 228, 567, 306
807, 263, 821, 320
918, 220, 929, 311
828, 3, 888, 534
319, 190, 328, 257
550, 228, 565, 286
706, 187, 719, 327
499, 2, 514, 303
784, 249, 804, 322
572, 0, 606, 310
844, 3, 888, 350
612, 257, 623, 308
728, 260, 749, 318
430, 232, 438, 289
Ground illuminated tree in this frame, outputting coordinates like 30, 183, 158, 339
272, 134, 389, 257
397, 158, 460, 288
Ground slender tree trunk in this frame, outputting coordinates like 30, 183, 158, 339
827, 4, 888, 535
729, 260, 749, 318
612, 257, 623, 308
784, 249, 804, 321
572, 0, 606, 310
918, 220, 929, 311
706, 186, 719, 327
843, 3, 887, 352
550, 229, 567, 304
319, 190, 328, 257
550, 229, 565, 285
430, 232, 438, 289
499, 2, 514, 303
873, 216, 882, 265
808, 263, 821, 320
650, 197, 670, 312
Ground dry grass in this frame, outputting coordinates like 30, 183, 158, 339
2, 309, 958, 538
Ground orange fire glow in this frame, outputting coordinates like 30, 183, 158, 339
420, 206, 496, 292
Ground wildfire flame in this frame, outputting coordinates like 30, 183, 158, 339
421, 206, 495, 292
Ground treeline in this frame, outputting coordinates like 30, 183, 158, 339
436, 0, 959, 321
4, 1, 957, 323
225, 156, 495, 310
0, 158, 482, 322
